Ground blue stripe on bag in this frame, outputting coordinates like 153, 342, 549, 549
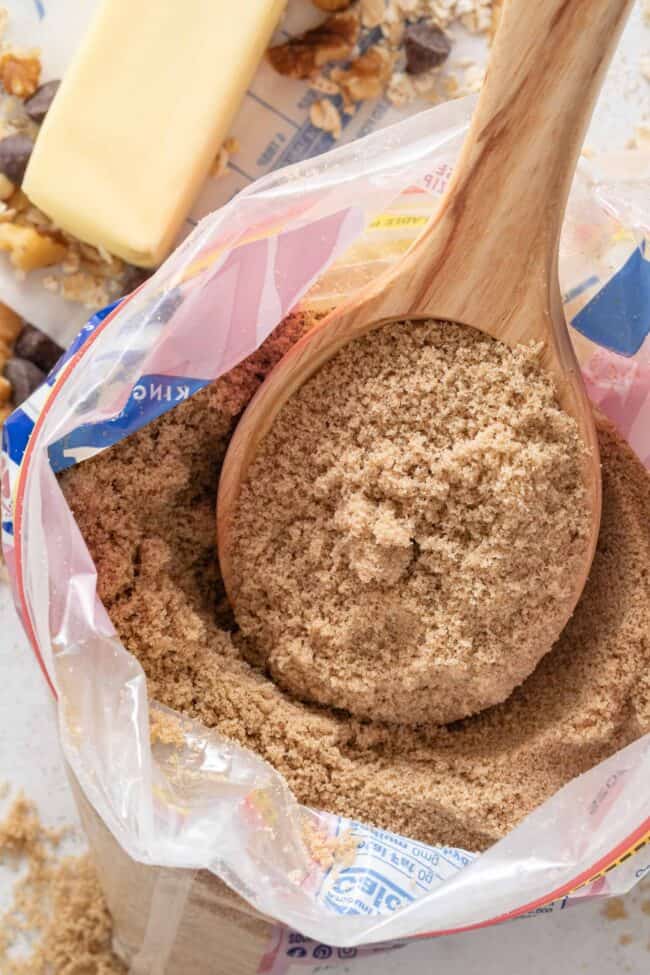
2, 302, 120, 471
47, 374, 211, 472
571, 244, 650, 357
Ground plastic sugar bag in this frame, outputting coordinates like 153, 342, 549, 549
2, 96, 650, 954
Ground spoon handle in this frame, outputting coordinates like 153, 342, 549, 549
405, 0, 634, 327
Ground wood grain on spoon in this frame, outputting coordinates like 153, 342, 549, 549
218, 0, 634, 619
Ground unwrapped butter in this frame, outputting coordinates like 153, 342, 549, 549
23, 0, 286, 267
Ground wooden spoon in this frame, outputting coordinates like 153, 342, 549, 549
218, 0, 633, 616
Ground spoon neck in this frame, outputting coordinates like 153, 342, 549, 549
412, 0, 633, 313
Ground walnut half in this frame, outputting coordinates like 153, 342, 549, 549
0, 52, 41, 99
331, 45, 394, 105
0, 223, 67, 272
310, 99, 342, 139
267, 11, 360, 80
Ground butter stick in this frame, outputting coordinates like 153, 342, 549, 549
23, 0, 286, 267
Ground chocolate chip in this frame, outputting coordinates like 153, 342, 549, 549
24, 80, 61, 123
4, 357, 45, 405
121, 264, 152, 295
404, 22, 451, 75
0, 133, 34, 185
14, 323, 63, 373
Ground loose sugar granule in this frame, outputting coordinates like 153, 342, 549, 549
0, 795, 124, 975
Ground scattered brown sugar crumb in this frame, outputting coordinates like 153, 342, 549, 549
231, 320, 590, 725
302, 818, 359, 870
0, 794, 124, 974
0, 793, 58, 861
619, 932, 634, 946
603, 897, 629, 921
149, 709, 186, 748
60, 318, 650, 853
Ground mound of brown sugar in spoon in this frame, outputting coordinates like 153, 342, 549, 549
230, 319, 590, 724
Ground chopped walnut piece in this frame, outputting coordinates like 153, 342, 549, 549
309, 74, 341, 96
361, 0, 386, 28
312, 0, 353, 9
0, 223, 66, 271
0, 301, 23, 345
310, 98, 342, 138
267, 11, 360, 80
331, 45, 393, 104
0, 51, 41, 99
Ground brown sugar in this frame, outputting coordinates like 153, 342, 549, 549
149, 709, 187, 748
230, 319, 590, 724
60, 317, 650, 853
0, 795, 124, 975
603, 897, 629, 921
302, 819, 359, 871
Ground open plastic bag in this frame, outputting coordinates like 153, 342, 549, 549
2, 96, 650, 955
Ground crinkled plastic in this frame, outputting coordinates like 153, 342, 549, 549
2, 96, 650, 951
